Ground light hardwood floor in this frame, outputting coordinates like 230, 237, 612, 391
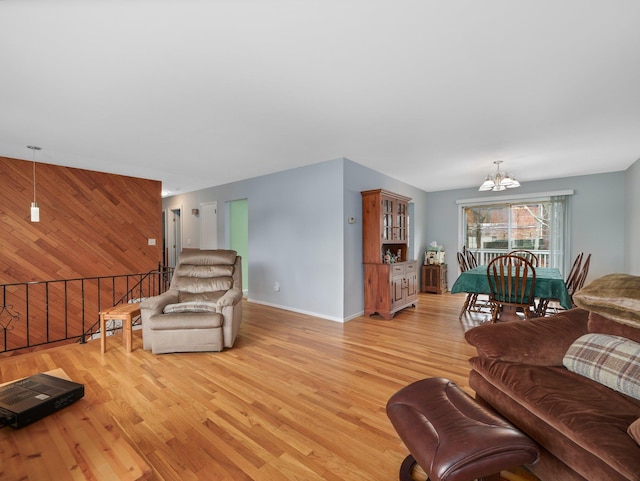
0, 292, 489, 481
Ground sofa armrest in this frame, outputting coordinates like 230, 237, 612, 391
140, 290, 179, 316
216, 288, 242, 307
465, 308, 590, 366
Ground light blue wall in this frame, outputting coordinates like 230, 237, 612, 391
164, 158, 429, 321
342, 159, 429, 319
165, 159, 634, 322
165, 158, 346, 320
625, 158, 640, 275
426, 171, 626, 289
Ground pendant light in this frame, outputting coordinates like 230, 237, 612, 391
27, 145, 41, 222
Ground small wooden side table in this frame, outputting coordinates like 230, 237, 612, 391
99, 303, 141, 353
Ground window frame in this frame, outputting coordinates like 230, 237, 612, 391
456, 190, 574, 272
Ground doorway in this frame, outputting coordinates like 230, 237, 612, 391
165, 206, 182, 268
228, 199, 248, 294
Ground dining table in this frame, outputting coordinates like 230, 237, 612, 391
451, 265, 572, 319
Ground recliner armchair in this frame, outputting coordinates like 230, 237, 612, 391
140, 249, 243, 354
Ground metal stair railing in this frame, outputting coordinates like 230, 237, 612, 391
0, 263, 173, 354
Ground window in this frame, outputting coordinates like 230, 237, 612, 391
457, 192, 573, 272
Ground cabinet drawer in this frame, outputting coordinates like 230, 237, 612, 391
391, 265, 405, 275
405, 262, 417, 272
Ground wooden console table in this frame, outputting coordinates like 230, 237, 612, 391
422, 264, 448, 294
99, 303, 141, 353
0, 368, 151, 481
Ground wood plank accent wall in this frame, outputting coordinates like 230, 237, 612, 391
0, 155, 162, 283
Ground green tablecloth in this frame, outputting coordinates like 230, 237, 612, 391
450, 266, 572, 310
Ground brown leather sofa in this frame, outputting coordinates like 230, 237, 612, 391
465, 274, 640, 481
140, 249, 243, 354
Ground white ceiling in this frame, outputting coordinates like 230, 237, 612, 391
2, 1, 640, 195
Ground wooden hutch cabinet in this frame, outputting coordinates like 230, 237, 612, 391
421, 264, 448, 294
361, 189, 418, 319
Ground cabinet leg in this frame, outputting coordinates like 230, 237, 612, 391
123, 316, 132, 353
100, 315, 107, 353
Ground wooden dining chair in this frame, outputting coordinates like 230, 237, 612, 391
456, 250, 490, 319
537, 252, 580, 316
487, 254, 537, 323
463, 246, 479, 268
565, 252, 585, 293
457, 251, 470, 272
509, 249, 539, 267
457, 251, 472, 319
536, 252, 590, 316
573, 253, 591, 294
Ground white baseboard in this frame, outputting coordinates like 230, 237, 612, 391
246, 299, 362, 323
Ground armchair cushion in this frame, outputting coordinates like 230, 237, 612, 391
178, 291, 226, 303
173, 275, 232, 293
151, 312, 223, 330
164, 301, 218, 314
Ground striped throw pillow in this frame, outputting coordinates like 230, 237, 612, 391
563, 333, 640, 400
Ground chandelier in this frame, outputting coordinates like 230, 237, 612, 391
479, 161, 520, 192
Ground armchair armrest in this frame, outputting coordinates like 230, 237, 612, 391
465, 308, 590, 366
216, 288, 242, 307
140, 290, 179, 316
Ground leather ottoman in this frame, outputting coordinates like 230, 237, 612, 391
386, 377, 539, 481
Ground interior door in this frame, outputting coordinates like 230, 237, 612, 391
200, 202, 218, 250
166, 207, 182, 268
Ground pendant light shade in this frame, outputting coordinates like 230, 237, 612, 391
30, 201, 39, 222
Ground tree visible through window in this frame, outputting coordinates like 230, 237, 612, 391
464, 202, 552, 266
459, 192, 571, 272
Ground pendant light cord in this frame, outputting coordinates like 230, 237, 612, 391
33, 160, 37, 203
27, 145, 41, 205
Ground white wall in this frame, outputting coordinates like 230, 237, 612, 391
427, 171, 626, 289
625, 157, 640, 275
